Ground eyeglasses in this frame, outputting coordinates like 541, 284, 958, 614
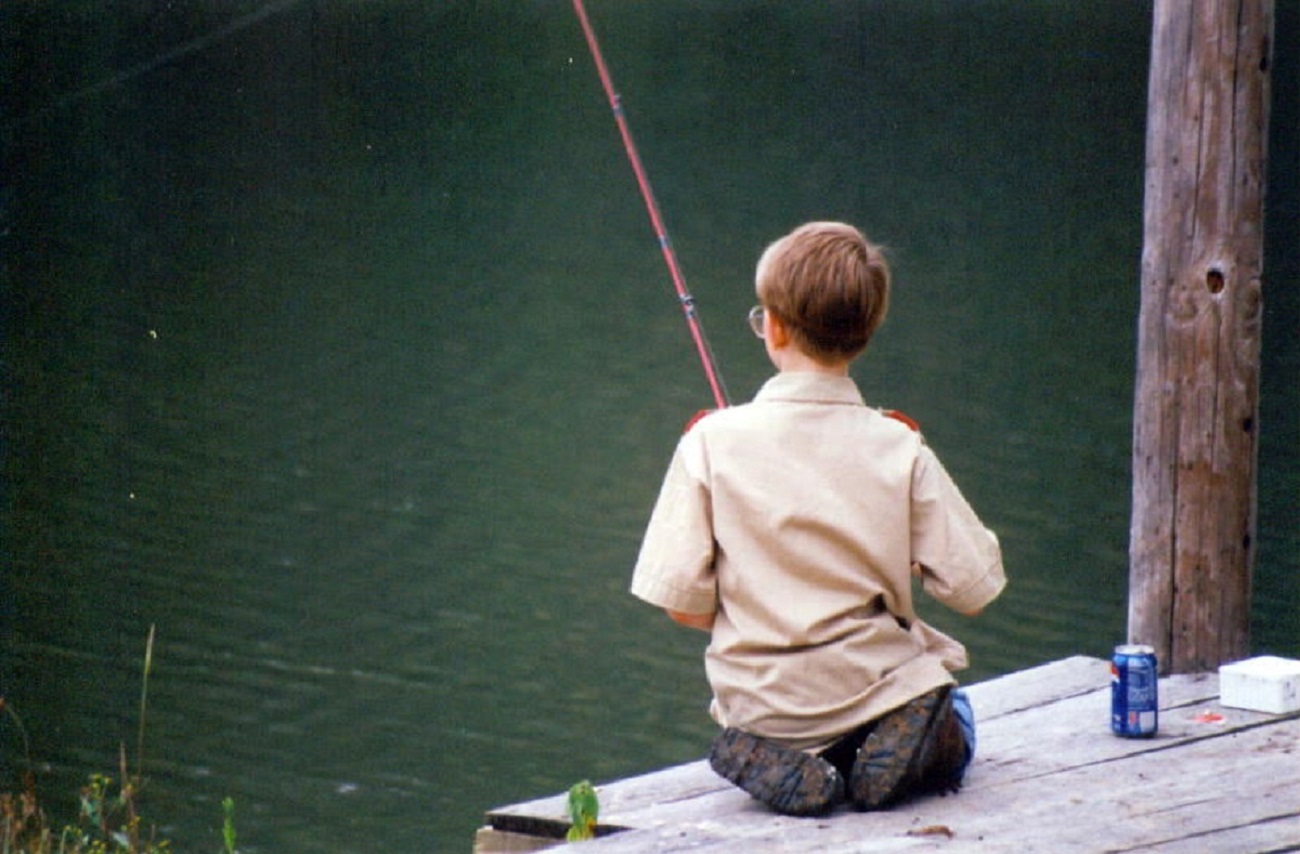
747, 305, 765, 339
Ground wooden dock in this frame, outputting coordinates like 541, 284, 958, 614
476, 656, 1300, 852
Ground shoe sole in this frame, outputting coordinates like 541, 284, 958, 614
709, 727, 844, 817
849, 685, 951, 810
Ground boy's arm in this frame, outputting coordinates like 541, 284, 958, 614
631, 436, 719, 626
666, 608, 715, 631
911, 447, 1006, 615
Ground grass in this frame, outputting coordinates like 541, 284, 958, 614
0, 627, 237, 854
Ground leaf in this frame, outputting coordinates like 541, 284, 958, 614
566, 780, 599, 841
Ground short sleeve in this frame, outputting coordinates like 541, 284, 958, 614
630, 437, 718, 615
911, 445, 1006, 615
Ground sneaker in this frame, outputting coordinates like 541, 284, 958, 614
848, 685, 950, 810
709, 727, 845, 816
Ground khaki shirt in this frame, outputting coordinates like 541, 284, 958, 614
631, 372, 1005, 750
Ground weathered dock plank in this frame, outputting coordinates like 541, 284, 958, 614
963, 654, 1111, 720
479, 657, 1104, 847
929, 718, 1300, 852
476, 657, 1300, 853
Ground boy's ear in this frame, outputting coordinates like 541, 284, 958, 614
767, 311, 791, 347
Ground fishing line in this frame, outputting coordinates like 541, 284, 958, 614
8, 0, 303, 128
571, 0, 730, 410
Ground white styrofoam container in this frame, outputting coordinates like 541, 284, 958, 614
1219, 656, 1300, 714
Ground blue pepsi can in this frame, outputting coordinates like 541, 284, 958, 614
1111, 644, 1159, 737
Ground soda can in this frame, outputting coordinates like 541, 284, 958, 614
1111, 644, 1159, 737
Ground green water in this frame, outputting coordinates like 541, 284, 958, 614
3, 2, 1296, 850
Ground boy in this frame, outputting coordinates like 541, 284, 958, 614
631, 221, 1005, 816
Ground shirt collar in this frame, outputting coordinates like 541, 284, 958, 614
753, 372, 866, 406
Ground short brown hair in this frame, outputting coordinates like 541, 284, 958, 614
755, 221, 890, 362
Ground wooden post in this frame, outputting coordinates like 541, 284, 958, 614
1129, 1, 1274, 674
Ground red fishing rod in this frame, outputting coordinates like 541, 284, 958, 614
572, 0, 730, 410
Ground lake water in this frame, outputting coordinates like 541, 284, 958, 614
3, 2, 1296, 850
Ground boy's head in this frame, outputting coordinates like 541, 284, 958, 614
755, 221, 890, 363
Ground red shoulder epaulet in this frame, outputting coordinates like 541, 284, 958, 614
883, 409, 921, 432
683, 408, 716, 434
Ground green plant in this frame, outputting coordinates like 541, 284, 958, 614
0, 777, 45, 854
220, 798, 236, 854
63, 759, 170, 853
0, 627, 180, 854
1, 695, 47, 854
136, 625, 155, 786
565, 780, 599, 842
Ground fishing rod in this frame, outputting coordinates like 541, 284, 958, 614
571, 0, 730, 410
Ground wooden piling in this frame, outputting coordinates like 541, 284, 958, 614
1129, 1, 1274, 674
